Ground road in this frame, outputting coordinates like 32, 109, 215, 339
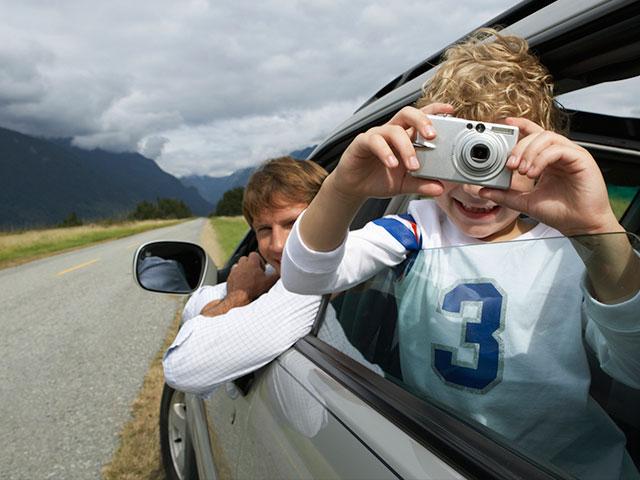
0, 218, 208, 479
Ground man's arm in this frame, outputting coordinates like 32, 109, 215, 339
162, 281, 321, 396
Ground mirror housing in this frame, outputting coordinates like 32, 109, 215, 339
133, 241, 217, 294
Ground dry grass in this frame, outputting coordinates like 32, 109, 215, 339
102, 218, 244, 479
101, 307, 182, 480
0, 219, 183, 269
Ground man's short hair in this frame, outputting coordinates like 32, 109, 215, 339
242, 156, 327, 227
416, 28, 567, 132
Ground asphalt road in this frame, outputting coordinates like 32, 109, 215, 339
0, 218, 207, 479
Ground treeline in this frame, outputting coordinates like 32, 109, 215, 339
56, 187, 245, 229
128, 198, 192, 220
56, 198, 192, 228
213, 187, 243, 216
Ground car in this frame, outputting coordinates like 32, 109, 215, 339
134, 0, 640, 478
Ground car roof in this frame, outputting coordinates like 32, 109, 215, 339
308, 0, 640, 168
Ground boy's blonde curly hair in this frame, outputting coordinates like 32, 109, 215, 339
416, 28, 566, 132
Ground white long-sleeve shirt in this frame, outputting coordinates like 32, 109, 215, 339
281, 199, 640, 479
163, 278, 383, 398
163, 280, 321, 397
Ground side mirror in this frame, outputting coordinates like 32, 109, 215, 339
133, 241, 215, 294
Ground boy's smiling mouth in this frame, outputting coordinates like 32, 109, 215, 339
454, 199, 500, 218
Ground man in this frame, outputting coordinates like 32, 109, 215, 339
162, 157, 327, 396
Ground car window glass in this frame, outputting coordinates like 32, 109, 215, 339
317, 233, 640, 479
557, 77, 640, 118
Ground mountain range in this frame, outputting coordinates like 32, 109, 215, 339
180, 146, 316, 206
0, 124, 315, 230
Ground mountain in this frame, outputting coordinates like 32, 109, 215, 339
181, 145, 317, 208
0, 127, 213, 229
181, 167, 254, 207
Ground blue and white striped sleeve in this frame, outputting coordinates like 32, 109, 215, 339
282, 212, 421, 295
372, 213, 422, 251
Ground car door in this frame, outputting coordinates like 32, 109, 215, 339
200, 383, 253, 479
236, 349, 465, 479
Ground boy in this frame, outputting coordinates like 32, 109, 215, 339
282, 30, 640, 478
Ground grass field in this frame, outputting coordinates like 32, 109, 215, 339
608, 185, 639, 220
0, 219, 183, 269
209, 216, 249, 263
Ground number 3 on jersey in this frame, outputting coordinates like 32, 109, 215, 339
433, 282, 504, 391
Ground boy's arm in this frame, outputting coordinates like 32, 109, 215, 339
298, 104, 453, 252
582, 266, 640, 388
282, 213, 411, 294
571, 233, 640, 304
479, 117, 640, 304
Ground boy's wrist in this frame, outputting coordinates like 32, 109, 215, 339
575, 215, 624, 236
325, 173, 366, 210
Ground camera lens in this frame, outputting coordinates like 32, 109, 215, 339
475, 123, 486, 133
466, 123, 473, 130
470, 144, 490, 162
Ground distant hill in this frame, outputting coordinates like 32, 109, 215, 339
180, 145, 317, 208
181, 167, 254, 207
0, 127, 213, 229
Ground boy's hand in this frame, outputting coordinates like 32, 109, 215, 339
328, 103, 454, 202
479, 117, 623, 236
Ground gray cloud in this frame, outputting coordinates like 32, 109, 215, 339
139, 135, 170, 160
1, 0, 528, 176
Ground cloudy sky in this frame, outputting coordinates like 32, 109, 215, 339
1, 0, 637, 178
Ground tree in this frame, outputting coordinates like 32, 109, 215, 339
215, 187, 244, 216
129, 200, 158, 220
128, 198, 192, 220
157, 198, 192, 219
58, 212, 83, 227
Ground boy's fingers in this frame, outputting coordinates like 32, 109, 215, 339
389, 106, 434, 138
389, 103, 454, 139
525, 145, 583, 178
479, 187, 530, 213
505, 117, 544, 136
368, 132, 399, 168
383, 124, 420, 171
401, 175, 445, 197
419, 102, 455, 115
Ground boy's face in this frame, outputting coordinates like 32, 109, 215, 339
252, 194, 308, 274
435, 171, 535, 241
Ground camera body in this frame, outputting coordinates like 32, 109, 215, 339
411, 115, 519, 190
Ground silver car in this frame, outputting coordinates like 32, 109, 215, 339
135, 0, 640, 478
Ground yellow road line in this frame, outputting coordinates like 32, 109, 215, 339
56, 258, 100, 276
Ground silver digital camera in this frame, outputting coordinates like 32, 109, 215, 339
411, 115, 519, 190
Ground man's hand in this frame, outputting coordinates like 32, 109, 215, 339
200, 252, 279, 317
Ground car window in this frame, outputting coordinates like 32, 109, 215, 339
557, 77, 640, 119
608, 184, 639, 220
316, 233, 640, 479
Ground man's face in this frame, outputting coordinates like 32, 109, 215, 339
252, 195, 308, 275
